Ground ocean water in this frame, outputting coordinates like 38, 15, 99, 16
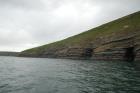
0, 56, 140, 93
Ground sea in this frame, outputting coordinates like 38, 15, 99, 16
0, 56, 140, 93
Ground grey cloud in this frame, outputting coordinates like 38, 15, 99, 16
0, 0, 44, 10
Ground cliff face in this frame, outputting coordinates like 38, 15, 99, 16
19, 11, 140, 61
91, 30, 140, 61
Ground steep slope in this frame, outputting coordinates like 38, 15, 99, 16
19, 11, 140, 61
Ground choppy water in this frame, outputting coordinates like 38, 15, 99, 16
0, 56, 140, 93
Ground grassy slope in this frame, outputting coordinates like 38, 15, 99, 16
21, 11, 140, 55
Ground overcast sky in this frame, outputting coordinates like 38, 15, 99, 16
0, 0, 140, 52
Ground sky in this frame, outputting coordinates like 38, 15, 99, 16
0, 0, 140, 52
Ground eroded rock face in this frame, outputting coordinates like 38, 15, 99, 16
91, 30, 140, 61
43, 30, 140, 61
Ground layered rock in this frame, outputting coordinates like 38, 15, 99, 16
90, 30, 139, 61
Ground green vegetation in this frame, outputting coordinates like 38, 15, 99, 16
20, 11, 140, 56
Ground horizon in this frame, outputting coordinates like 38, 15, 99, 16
0, 0, 140, 52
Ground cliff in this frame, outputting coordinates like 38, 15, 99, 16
19, 11, 140, 61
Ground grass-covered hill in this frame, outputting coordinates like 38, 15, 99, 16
19, 11, 140, 61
